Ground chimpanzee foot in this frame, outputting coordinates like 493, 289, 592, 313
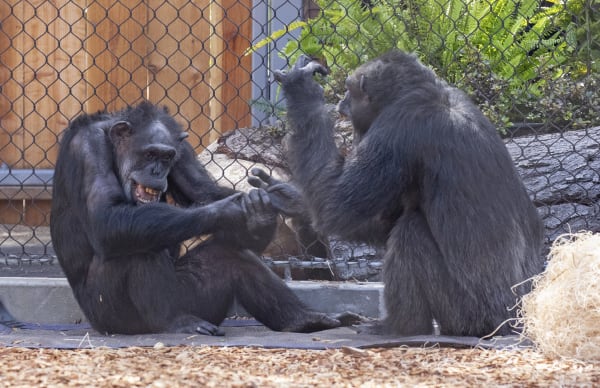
354, 320, 386, 335
193, 320, 225, 336
333, 311, 370, 326
282, 313, 340, 333
168, 316, 225, 336
282, 311, 367, 333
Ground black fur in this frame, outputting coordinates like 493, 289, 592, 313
273, 50, 544, 337
50, 101, 352, 335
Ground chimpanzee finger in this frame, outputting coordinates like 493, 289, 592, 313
257, 188, 272, 208
211, 192, 242, 212
293, 54, 313, 70
273, 69, 287, 84
334, 311, 371, 326
223, 192, 243, 202
194, 321, 225, 336
247, 169, 270, 189
251, 168, 279, 186
301, 61, 329, 77
244, 189, 263, 215
268, 183, 300, 200
248, 188, 272, 213
247, 176, 265, 189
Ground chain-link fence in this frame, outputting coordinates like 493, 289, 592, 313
0, 0, 598, 280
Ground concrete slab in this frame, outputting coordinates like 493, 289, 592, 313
0, 278, 526, 351
0, 277, 385, 324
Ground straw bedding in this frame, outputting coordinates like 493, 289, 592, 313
521, 232, 600, 362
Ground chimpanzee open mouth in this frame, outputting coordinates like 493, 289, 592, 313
132, 182, 162, 204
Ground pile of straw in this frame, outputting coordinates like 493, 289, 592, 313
521, 232, 600, 362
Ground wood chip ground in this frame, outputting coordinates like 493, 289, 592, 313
1, 346, 598, 387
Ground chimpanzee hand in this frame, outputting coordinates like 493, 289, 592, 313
273, 55, 329, 104
210, 190, 276, 252
208, 192, 246, 228
247, 168, 304, 217
241, 188, 278, 238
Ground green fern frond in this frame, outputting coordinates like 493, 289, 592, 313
244, 20, 308, 56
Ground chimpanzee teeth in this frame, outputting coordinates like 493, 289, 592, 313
144, 187, 159, 195
137, 195, 158, 204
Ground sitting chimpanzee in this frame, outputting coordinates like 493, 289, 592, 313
253, 50, 544, 337
50, 101, 357, 335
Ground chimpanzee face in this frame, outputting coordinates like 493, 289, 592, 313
337, 64, 380, 145
108, 120, 187, 205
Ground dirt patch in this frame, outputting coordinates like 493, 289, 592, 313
0, 346, 598, 387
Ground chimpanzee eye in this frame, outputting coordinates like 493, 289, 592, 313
161, 149, 176, 163
145, 151, 156, 161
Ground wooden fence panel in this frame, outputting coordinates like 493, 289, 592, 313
85, 0, 148, 112
146, 0, 213, 149
0, 0, 254, 226
211, 0, 252, 136
0, 0, 25, 169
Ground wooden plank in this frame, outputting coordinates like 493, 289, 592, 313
23, 199, 51, 226
212, 0, 252, 135
21, 0, 59, 169
49, 0, 89, 160
146, 0, 213, 151
207, 1, 226, 147
0, 187, 52, 200
0, 0, 25, 168
0, 199, 51, 226
85, 0, 147, 113
1, 1, 89, 170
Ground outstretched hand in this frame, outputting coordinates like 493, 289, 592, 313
272, 55, 329, 103
208, 192, 245, 227
247, 168, 304, 217
241, 188, 278, 237
273, 55, 329, 84
209, 190, 277, 251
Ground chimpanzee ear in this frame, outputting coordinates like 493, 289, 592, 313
359, 74, 366, 93
178, 132, 189, 142
109, 121, 132, 143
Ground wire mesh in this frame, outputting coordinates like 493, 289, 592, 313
0, 0, 598, 280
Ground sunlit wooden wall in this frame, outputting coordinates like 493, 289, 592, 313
0, 0, 253, 225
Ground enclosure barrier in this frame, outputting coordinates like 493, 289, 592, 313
0, 0, 598, 280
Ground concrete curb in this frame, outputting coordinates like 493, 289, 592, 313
0, 277, 385, 324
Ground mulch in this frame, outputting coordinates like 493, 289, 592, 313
1, 345, 598, 387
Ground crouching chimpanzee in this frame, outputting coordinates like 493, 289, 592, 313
254, 50, 544, 337
50, 102, 358, 335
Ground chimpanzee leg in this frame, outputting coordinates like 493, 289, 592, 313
388, 211, 495, 337
175, 242, 237, 326
175, 240, 345, 333
383, 211, 437, 335
125, 257, 224, 335
230, 249, 342, 332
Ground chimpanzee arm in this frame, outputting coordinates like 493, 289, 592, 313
167, 141, 236, 206
167, 141, 276, 253
275, 57, 407, 242
72, 130, 245, 259
216, 188, 277, 253
88, 175, 245, 259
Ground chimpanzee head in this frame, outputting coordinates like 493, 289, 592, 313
337, 50, 437, 144
108, 103, 188, 205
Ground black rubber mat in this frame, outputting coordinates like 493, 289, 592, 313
0, 301, 526, 350
0, 324, 526, 350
